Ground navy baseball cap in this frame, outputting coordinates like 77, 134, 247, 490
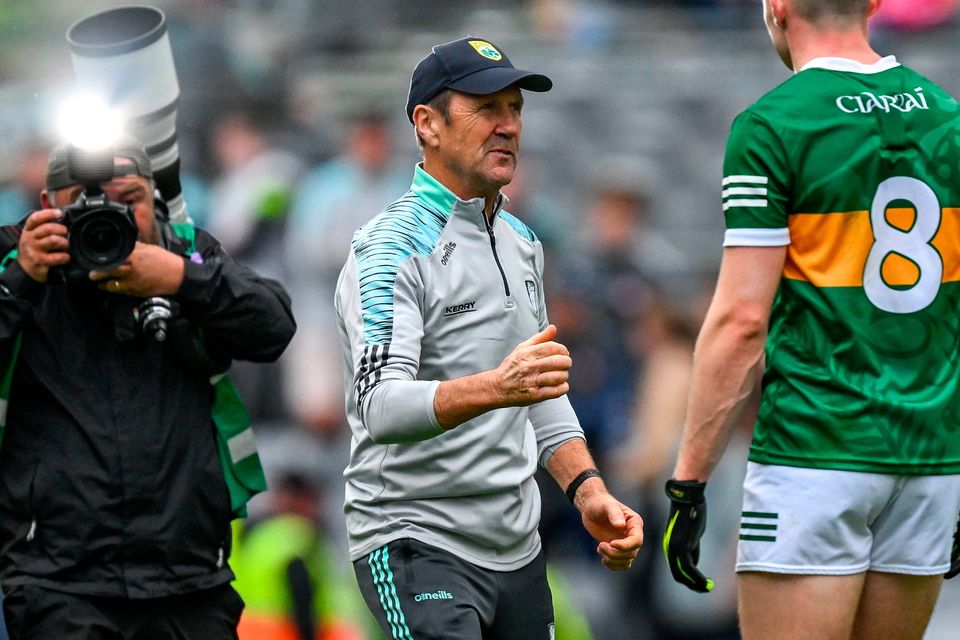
405, 37, 553, 123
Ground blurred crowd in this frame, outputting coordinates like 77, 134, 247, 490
1, 1, 959, 639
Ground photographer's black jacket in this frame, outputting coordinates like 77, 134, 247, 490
0, 222, 295, 598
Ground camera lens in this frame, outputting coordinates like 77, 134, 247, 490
82, 219, 122, 255
68, 205, 138, 271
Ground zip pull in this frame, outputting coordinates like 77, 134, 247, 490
483, 213, 511, 298
26, 518, 36, 542
216, 546, 224, 568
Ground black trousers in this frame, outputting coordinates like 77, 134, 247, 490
354, 538, 555, 640
2, 582, 243, 640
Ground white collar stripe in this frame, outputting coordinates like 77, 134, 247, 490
800, 55, 900, 74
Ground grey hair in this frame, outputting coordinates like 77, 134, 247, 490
413, 89, 454, 152
791, 0, 871, 26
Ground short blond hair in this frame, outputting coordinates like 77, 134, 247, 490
791, 0, 871, 26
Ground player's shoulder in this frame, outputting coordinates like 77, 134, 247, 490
726, 80, 792, 140
734, 71, 821, 127
898, 65, 960, 110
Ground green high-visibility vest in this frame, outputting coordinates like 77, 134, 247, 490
0, 222, 266, 518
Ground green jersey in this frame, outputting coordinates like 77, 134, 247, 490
722, 56, 960, 474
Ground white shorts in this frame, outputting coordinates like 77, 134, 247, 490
736, 462, 960, 575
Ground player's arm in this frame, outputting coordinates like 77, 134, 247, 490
664, 244, 784, 592
673, 245, 784, 482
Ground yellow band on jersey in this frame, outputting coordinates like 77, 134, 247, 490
784, 208, 960, 287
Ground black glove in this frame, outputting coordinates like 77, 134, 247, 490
947, 513, 960, 580
663, 479, 714, 593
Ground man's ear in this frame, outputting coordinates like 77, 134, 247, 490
769, 0, 787, 25
40, 190, 54, 209
413, 104, 441, 148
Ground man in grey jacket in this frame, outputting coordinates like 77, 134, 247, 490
335, 37, 643, 639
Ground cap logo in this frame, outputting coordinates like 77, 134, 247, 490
468, 40, 502, 61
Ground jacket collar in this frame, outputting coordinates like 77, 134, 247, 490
410, 164, 509, 225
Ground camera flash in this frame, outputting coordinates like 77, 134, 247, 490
57, 92, 124, 151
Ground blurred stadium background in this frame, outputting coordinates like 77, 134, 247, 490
1, 1, 958, 638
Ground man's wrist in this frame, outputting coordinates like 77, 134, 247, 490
565, 468, 603, 505
671, 459, 710, 484
4, 259, 46, 298
166, 253, 185, 294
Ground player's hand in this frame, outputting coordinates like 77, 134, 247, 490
89, 242, 185, 298
946, 513, 960, 580
493, 324, 572, 407
663, 479, 714, 593
16, 209, 70, 283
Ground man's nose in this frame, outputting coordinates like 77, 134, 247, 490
494, 110, 520, 136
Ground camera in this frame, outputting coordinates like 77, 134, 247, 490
135, 297, 174, 342
61, 145, 139, 272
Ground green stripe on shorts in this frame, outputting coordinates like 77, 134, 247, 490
369, 547, 414, 640
740, 511, 778, 542
740, 534, 777, 542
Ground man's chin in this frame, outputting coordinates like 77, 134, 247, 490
486, 165, 516, 187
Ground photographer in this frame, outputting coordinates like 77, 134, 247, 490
0, 136, 295, 639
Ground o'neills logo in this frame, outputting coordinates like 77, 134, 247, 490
414, 590, 454, 602
836, 87, 929, 114
441, 241, 457, 266
443, 301, 477, 317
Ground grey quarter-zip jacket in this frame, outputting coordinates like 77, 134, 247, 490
335, 165, 584, 570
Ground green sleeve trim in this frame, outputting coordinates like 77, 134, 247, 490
169, 222, 198, 254
0, 249, 19, 272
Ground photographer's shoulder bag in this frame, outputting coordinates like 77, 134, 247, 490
0, 225, 267, 519
169, 222, 267, 519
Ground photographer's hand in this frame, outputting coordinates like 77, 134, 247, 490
17, 209, 70, 283
90, 242, 184, 297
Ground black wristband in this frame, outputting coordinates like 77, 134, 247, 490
565, 468, 601, 504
